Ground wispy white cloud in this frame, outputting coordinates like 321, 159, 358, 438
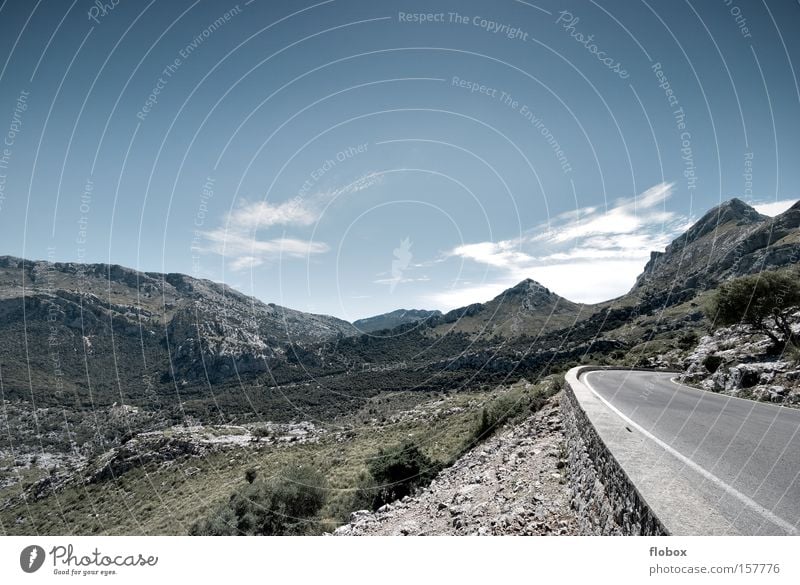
228, 199, 317, 230
751, 199, 797, 217
202, 228, 329, 270
437, 182, 686, 307
451, 241, 536, 268
373, 275, 430, 286
425, 279, 522, 310
226, 171, 383, 231
200, 172, 382, 271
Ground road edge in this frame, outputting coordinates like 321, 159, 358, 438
562, 366, 669, 535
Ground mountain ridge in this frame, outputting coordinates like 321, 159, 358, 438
353, 308, 442, 333
1, 197, 798, 409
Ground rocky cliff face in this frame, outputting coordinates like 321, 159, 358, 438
632, 199, 800, 306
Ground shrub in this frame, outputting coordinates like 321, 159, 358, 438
677, 331, 699, 350
359, 441, 441, 509
473, 378, 559, 442
189, 465, 327, 535
786, 343, 800, 366
251, 427, 271, 441
707, 270, 800, 351
703, 354, 723, 374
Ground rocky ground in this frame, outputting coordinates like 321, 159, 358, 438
333, 396, 579, 536
0, 417, 325, 510
679, 325, 800, 404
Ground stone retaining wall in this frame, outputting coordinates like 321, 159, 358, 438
561, 380, 668, 535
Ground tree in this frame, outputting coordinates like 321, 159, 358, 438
708, 270, 800, 351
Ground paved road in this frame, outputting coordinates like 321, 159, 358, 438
582, 369, 800, 535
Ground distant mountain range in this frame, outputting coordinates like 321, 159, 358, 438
0, 198, 797, 419
0, 257, 355, 406
353, 309, 442, 333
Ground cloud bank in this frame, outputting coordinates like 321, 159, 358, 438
431, 182, 688, 308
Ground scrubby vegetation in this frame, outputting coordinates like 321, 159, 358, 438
189, 466, 328, 536
474, 377, 562, 442
708, 269, 800, 351
355, 441, 442, 510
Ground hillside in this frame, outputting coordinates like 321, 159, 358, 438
632, 198, 800, 307
353, 309, 442, 333
1, 198, 797, 410
0, 256, 357, 406
428, 279, 586, 339
1, 197, 799, 536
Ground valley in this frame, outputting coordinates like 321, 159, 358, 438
1, 198, 798, 535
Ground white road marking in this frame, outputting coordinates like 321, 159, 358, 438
583, 370, 798, 535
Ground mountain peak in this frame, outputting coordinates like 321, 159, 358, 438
505, 278, 552, 296
676, 197, 764, 248
707, 197, 762, 222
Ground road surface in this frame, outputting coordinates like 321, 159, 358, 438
582, 369, 800, 535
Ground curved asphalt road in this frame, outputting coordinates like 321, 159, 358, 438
583, 369, 800, 535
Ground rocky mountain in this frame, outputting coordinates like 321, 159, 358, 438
2, 197, 799, 537
353, 309, 442, 333
632, 198, 800, 307
0, 198, 797, 415
0, 256, 356, 406
428, 279, 585, 339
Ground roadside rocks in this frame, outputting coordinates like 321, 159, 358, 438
333, 397, 579, 536
680, 326, 800, 404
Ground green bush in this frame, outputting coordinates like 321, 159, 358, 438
703, 354, 723, 373
189, 465, 327, 535
358, 441, 441, 509
677, 331, 699, 350
474, 378, 560, 442
251, 427, 271, 441
707, 269, 800, 351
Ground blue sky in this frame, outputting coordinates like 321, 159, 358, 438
0, 0, 798, 320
